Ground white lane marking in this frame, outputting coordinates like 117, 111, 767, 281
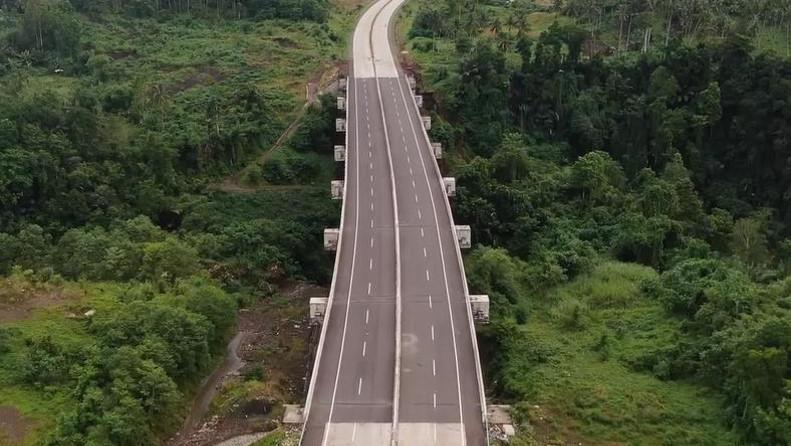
370, 187, 374, 196
432, 359, 436, 376
369, 162, 374, 170
368, 140, 372, 148
406, 155, 411, 163
409, 167, 413, 176
421, 228, 425, 237
396, 71, 469, 446
369, 258, 373, 270
433, 393, 437, 408
429, 294, 433, 309
426, 269, 430, 281
352, 423, 358, 442
431, 325, 435, 341
362, 341, 367, 357
321, 77, 361, 446
369, 151, 372, 158
423, 247, 427, 257
370, 202, 374, 211
370, 237, 374, 248
358, 377, 363, 395
418, 210, 422, 220
414, 194, 419, 203
412, 180, 416, 188
368, 282, 372, 295
367, 131, 371, 139
365, 309, 370, 324
370, 219, 374, 229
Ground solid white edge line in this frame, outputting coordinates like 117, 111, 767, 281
397, 65, 490, 444
395, 72, 466, 446
319, 76, 364, 446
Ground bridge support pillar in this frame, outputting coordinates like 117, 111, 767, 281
282, 404, 305, 424
421, 115, 431, 130
331, 180, 344, 200
431, 142, 442, 159
443, 177, 456, 197
488, 405, 516, 441
469, 295, 490, 323
334, 145, 346, 162
336, 118, 346, 132
455, 225, 471, 249
309, 297, 328, 324
324, 228, 339, 250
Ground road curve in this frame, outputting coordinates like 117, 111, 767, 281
301, 0, 487, 444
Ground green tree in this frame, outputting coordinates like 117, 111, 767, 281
141, 238, 199, 282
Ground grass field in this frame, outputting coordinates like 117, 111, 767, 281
488, 262, 737, 445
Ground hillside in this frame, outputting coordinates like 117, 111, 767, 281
0, 0, 360, 444
399, 0, 791, 444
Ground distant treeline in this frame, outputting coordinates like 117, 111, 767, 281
0, 0, 330, 21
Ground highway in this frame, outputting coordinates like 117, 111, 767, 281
301, 0, 487, 444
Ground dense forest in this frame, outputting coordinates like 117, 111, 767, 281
0, 0, 346, 444
407, 0, 791, 444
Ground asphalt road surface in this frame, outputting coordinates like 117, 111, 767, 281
301, 0, 487, 444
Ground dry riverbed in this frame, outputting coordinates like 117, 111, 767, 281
169, 282, 325, 446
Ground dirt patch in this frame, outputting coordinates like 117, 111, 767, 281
0, 277, 79, 323
0, 406, 34, 445
169, 281, 326, 446
107, 49, 139, 60
166, 66, 226, 95
271, 36, 298, 48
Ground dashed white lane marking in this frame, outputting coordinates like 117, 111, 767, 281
352, 423, 358, 442
369, 162, 374, 170
370, 187, 374, 196
367, 131, 371, 139
432, 359, 436, 376
409, 167, 414, 176
421, 228, 425, 237
426, 269, 430, 281
407, 155, 411, 163
412, 180, 416, 188
369, 258, 373, 270
368, 141, 372, 148
369, 151, 372, 158
370, 219, 374, 229
414, 194, 419, 203
365, 309, 370, 324
431, 325, 435, 341
370, 174, 374, 182
370, 202, 374, 211
429, 294, 433, 309
418, 210, 422, 220
367, 282, 372, 295
362, 341, 367, 357
423, 247, 427, 257
358, 378, 363, 395
433, 393, 437, 408
370, 237, 374, 248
